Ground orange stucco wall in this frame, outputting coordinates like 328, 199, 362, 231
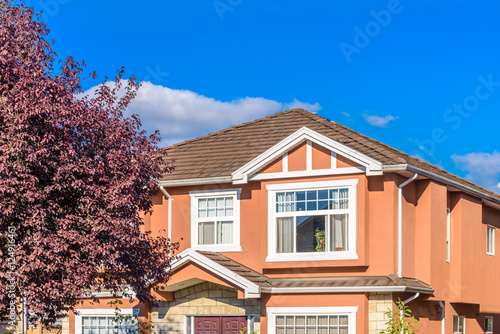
71, 139, 500, 334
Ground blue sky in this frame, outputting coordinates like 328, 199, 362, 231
26, 0, 500, 192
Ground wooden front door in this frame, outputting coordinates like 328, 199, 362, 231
195, 317, 247, 334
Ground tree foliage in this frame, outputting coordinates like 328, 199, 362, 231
0, 0, 176, 324
380, 299, 419, 334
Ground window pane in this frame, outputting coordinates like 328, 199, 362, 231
307, 191, 317, 200
297, 216, 325, 253
217, 221, 233, 244
296, 191, 306, 201
318, 201, 329, 210
339, 316, 348, 326
329, 316, 338, 326
339, 188, 349, 210
296, 317, 306, 326
276, 316, 285, 326
199, 222, 215, 245
330, 215, 348, 252
307, 201, 317, 211
286, 316, 295, 326
307, 316, 317, 326
318, 190, 328, 200
296, 201, 306, 212
207, 198, 216, 217
277, 217, 294, 253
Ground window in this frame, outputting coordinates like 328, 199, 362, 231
267, 307, 357, 334
487, 226, 495, 256
446, 208, 451, 262
266, 180, 358, 262
485, 316, 493, 333
453, 315, 465, 334
82, 316, 134, 334
190, 189, 241, 252
75, 309, 135, 334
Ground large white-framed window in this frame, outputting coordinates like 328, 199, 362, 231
75, 309, 135, 334
487, 226, 495, 256
266, 180, 358, 262
190, 189, 242, 252
267, 307, 357, 334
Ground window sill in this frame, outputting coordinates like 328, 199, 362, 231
266, 252, 358, 262
191, 245, 243, 252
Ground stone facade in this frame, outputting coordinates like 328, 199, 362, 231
368, 293, 393, 334
151, 282, 260, 334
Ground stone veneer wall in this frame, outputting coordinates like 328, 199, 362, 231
61, 312, 69, 334
368, 293, 393, 334
151, 282, 260, 334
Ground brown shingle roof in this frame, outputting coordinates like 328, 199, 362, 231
196, 251, 274, 288
161, 108, 500, 201
195, 251, 433, 293
269, 274, 432, 292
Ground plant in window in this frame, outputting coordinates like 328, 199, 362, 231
380, 299, 419, 334
108, 299, 152, 334
315, 228, 326, 252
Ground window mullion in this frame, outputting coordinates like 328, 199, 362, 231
293, 216, 297, 253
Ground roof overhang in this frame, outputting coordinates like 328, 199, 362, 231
261, 285, 434, 294
232, 127, 383, 184
170, 249, 262, 298
384, 164, 500, 208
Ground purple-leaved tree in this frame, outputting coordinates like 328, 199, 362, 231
0, 0, 177, 324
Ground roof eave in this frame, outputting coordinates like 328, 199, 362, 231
384, 164, 500, 207
260, 286, 434, 294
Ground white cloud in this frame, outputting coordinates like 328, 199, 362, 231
83, 81, 321, 146
451, 151, 500, 192
363, 114, 398, 127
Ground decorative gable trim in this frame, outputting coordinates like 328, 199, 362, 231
171, 248, 261, 298
232, 127, 383, 184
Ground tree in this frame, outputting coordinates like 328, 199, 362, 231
0, 0, 177, 325
380, 299, 419, 334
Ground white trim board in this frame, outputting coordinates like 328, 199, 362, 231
232, 127, 383, 184
74, 308, 135, 334
267, 307, 357, 334
170, 248, 261, 298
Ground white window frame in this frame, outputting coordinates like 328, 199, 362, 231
487, 226, 495, 256
75, 308, 135, 334
267, 306, 357, 334
485, 316, 493, 333
266, 180, 358, 262
453, 315, 466, 334
190, 188, 242, 252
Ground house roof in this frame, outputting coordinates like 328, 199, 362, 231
268, 274, 433, 292
187, 251, 433, 294
160, 108, 500, 203
196, 251, 274, 288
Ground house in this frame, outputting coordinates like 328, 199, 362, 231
67, 109, 500, 334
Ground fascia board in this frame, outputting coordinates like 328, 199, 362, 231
170, 249, 261, 298
232, 127, 383, 183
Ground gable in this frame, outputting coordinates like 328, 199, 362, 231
232, 127, 383, 184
